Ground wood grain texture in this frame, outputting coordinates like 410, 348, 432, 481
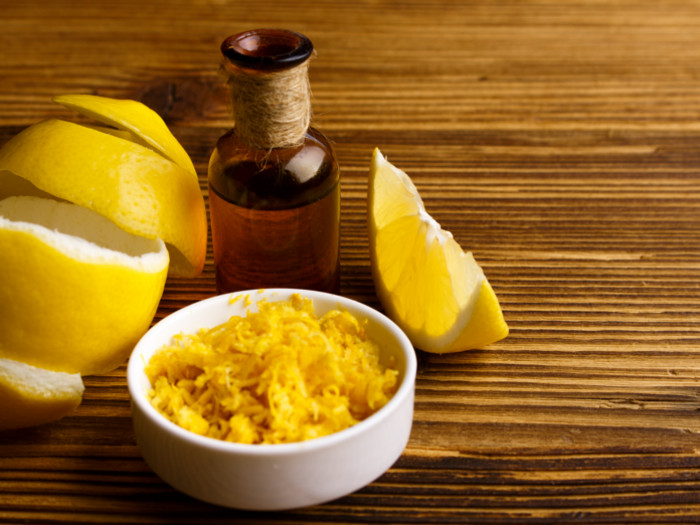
2, 0, 700, 522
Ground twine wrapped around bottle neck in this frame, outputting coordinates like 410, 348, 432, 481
225, 59, 312, 150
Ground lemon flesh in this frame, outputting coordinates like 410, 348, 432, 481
368, 148, 508, 353
53, 94, 196, 175
0, 196, 169, 375
0, 358, 84, 431
0, 118, 206, 277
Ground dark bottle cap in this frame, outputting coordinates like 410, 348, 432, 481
221, 29, 314, 72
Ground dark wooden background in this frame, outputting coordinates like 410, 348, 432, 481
2, 0, 700, 522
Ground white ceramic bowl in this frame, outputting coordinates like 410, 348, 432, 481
127, 288, 416, 511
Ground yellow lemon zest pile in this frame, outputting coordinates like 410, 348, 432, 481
146, 295, 399, 444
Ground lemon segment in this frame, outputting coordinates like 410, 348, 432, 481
441, 280, 510, 353
53, 94, 196, 175
0, 196, 169, 375
0, 358, 84, 431
368, 148, 508, 353
0, 119, 206, 277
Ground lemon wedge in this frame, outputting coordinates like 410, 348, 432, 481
53, 93, 196, 175
0, 117, 206, 277
0, 358, 85, 431
368, 148, 508, 353
0, 196, 169, 375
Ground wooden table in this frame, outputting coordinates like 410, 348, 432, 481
2, 0, 700, 522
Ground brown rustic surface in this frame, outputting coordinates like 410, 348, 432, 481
2, 0, 700, 522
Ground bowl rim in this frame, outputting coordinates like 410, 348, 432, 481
127, 288, 417, 456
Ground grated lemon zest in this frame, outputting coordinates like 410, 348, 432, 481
146, 294, 399, 444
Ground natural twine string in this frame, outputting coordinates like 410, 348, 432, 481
225, 60, 312, 150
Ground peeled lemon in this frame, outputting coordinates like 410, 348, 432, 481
0, 358, 85, 432
368, 148, 508, 353
0, 94, 205, 430
0, 196, 169, 375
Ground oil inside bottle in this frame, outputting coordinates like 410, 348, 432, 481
209, 127, 340, 293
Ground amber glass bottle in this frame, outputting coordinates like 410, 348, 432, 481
209, 29, 340, 294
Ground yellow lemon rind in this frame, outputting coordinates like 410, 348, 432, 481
0, 118, 206, 277
53, 93, 196, 175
